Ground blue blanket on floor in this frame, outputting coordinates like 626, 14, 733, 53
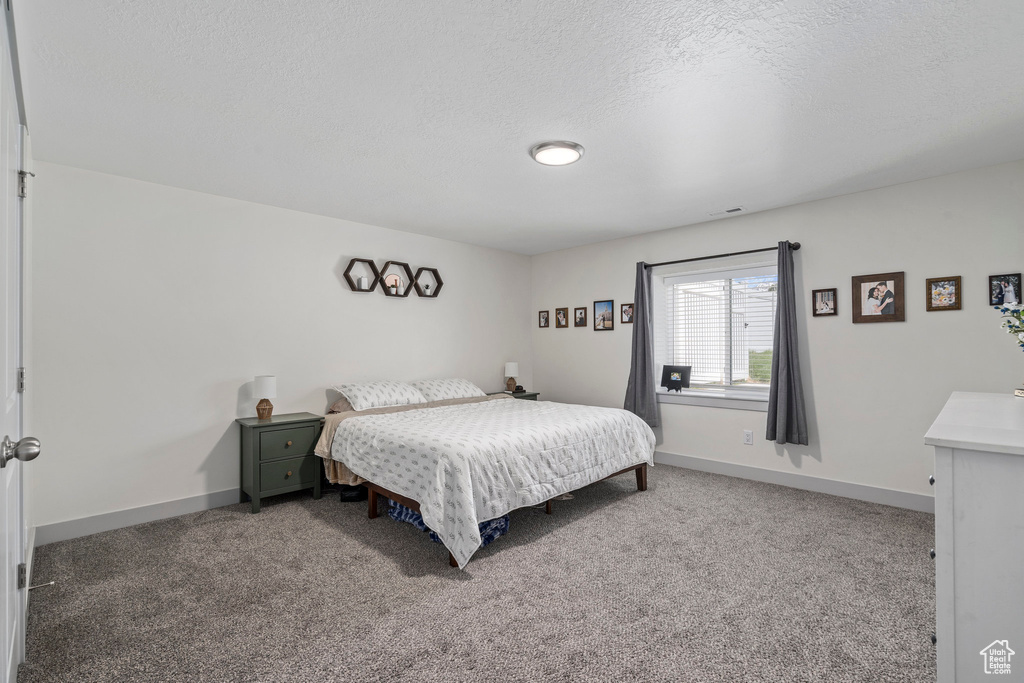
387, 500, 509, 548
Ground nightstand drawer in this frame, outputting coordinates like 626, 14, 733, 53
259, 425, 317, 461
260, 455, 317, 492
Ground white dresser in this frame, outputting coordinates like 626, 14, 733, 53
925, 392, 1024, 682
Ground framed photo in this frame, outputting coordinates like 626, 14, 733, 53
851, 272, 905, 323
621, 303, 634, 324
555, 307, 569, 328
811, 288, 838, 317
989, 273, 1021, 307
538, 310, 549, 328
574, 306, 587, 327
593, 300, 614, 331
926, 276, 962, 312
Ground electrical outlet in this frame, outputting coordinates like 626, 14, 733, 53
743, 430, 753, 445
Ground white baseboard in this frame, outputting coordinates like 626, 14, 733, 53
655, 451, 935, 513
34, 488, 241, 547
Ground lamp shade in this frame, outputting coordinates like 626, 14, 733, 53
504, 362, 519, 378
253, 375, 277, 399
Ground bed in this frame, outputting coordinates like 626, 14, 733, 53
315, 392, 656, 568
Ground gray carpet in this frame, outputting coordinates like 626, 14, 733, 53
19, 467, 935, 682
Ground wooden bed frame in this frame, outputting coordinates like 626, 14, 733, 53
360, 462, 648, 567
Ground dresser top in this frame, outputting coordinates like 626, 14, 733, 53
236, 412, 323, 428
925, 392, 1024, 456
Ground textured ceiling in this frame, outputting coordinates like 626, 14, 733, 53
14, 1, 1024, 254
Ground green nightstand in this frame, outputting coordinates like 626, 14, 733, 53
488, 391, 540, 401
237, 412, 323, 513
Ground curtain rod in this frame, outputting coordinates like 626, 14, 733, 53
644, 242, 800, 269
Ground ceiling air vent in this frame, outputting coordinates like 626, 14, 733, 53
709, 206, 745, 217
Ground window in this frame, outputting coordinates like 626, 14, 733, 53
654, 263, 777, 404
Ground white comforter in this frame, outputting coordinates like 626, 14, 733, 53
329, 398, 656, 568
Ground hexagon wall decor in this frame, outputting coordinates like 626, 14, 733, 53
413, 267, 444, 298
344, 258, 381, 292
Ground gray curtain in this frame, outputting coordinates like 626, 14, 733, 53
624, 262, 659, 427
766, 241, 808, 444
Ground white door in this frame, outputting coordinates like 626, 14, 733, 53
0, 5, 28, 682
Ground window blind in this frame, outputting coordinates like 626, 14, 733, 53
658, 265, 777, 392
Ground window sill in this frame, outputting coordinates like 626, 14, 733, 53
657, 390, 768, 412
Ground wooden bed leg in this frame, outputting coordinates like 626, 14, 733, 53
367, 488, 378, 519
636, 464, 648, 491
545, 500, 552, 515
448, 552, 458, 568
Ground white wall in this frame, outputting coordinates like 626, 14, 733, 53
531, 160, 1024, 497
26, 158, 1024, 532
27, 162, 533, 529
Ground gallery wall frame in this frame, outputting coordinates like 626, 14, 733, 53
555, 307, 569, 328
988, 273, 1021, 307
851, 271, 905, 323
925, 276, 962, 312
812, 288, 838, 317
594, 300, 614, 331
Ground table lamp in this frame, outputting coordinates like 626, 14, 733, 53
504, 362, 519, 392
254, 375, 277, 420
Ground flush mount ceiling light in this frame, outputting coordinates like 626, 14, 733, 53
530, 141, 584, 166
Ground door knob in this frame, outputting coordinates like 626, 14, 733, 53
1, 436, 41, 468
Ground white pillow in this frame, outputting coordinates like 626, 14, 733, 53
332, 381, 427, 412
410, 378, 486, 402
